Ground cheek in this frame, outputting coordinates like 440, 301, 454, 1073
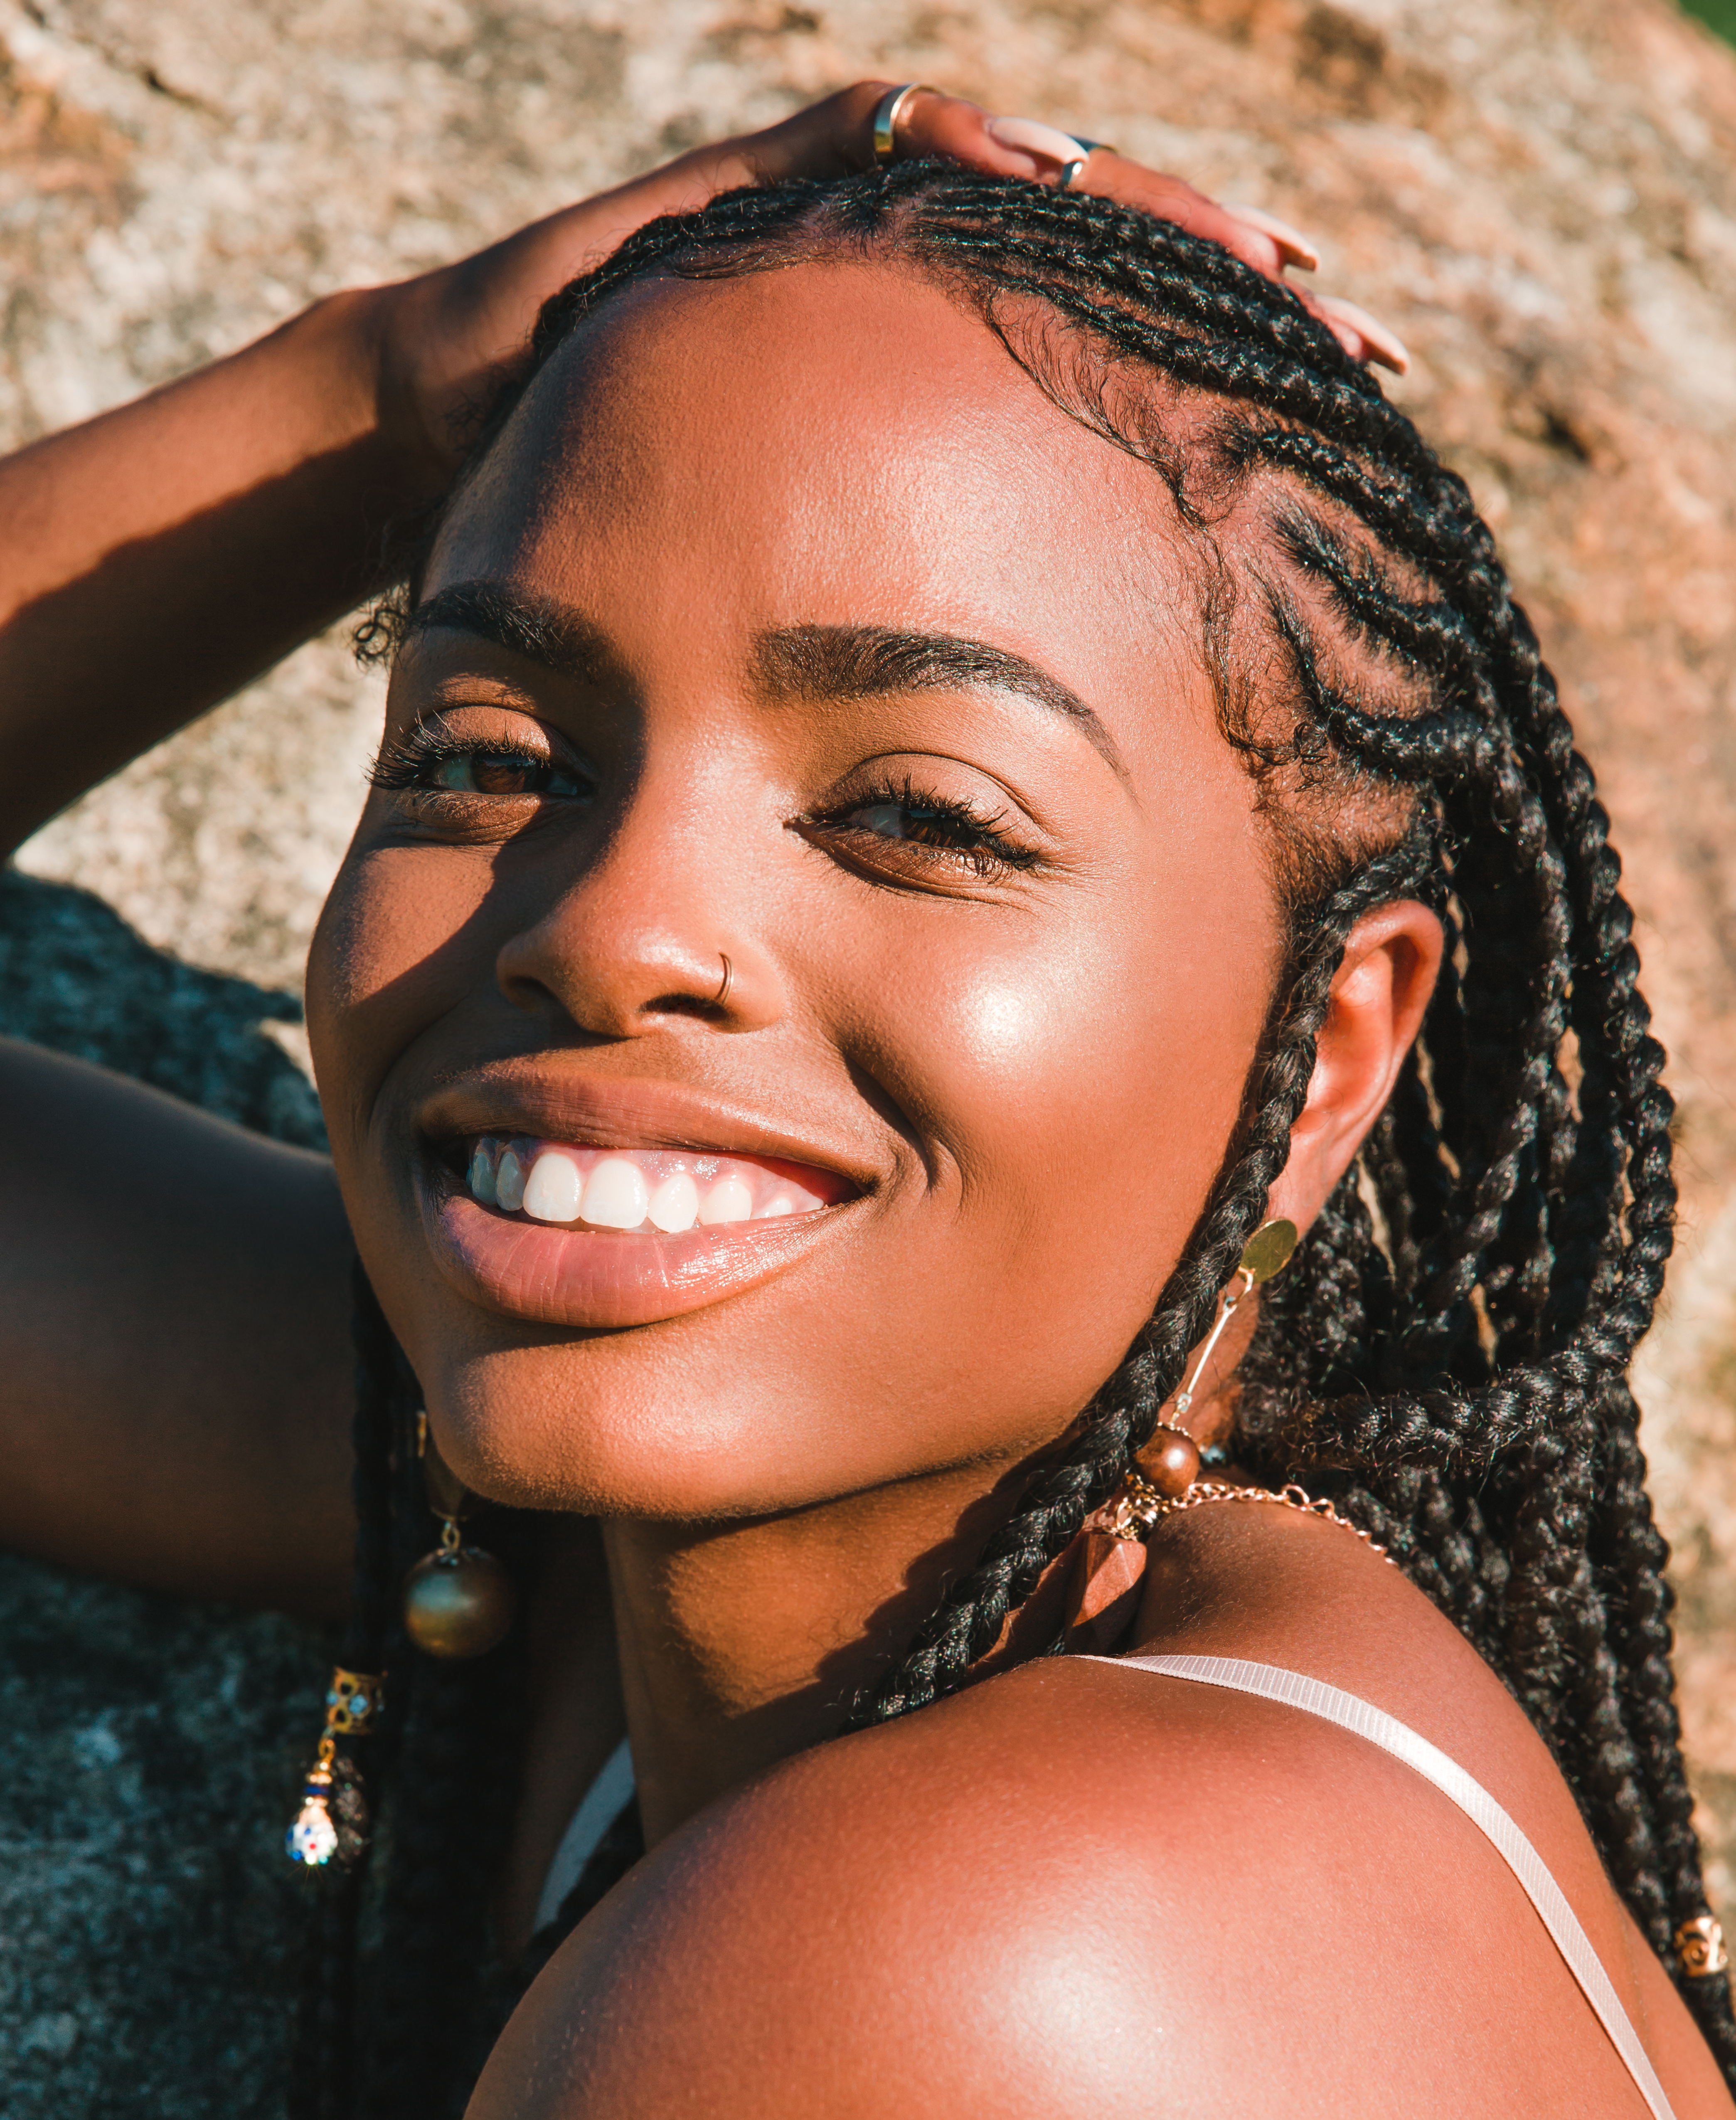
852, 877, 1278, 1384
306, 842, 496, 1153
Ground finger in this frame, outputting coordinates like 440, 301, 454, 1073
1219, 203, 1320, 273
736, 82, 1055, 185
1303, 291, 1411, 375
1062, 154, 1293, 279
724, 81, 898, 181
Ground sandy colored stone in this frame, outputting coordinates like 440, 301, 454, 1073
4, 0, 1736, 2083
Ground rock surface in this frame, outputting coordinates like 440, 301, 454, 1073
5, 0, 1736, 2102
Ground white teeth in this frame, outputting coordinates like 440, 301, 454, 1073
495, 1147, 526, 1214
698, 1175, 755, 1225
648, 1171, 700, 1233
471, 1135, 833, 1231
468, 1140, 498, 1206
523, 1149, 584, 1224
581, 1156, 651, 1230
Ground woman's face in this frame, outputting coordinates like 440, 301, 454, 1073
306, 258, 1284, 1518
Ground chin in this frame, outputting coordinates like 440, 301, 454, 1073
412, 1342, 847, 1523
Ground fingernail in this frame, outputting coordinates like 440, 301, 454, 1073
985, 114, 1087, 165
1313, 293, 1410, 375
1221, 201, 1320, 272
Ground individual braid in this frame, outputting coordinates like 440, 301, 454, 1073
328, 162, 1736, 2088
288, 1265, 401, 2120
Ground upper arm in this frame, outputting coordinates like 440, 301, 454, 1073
468, 1661, 1687, 2120
0, 1037, 355, 1614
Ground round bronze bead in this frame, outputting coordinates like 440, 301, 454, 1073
402, 1545, 516, 1659
1143, 1428, 1202, 1501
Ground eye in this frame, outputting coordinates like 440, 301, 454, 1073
805, 778, 1041, 879
842, 797, 988, 850
426, 749, 587, 798
369, 721, 593, 805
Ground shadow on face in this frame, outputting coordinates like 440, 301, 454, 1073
306, 258, 1285, 1522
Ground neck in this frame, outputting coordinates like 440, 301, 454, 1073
596, 1327, 1256, 1848
602, 1452, 1042, 1845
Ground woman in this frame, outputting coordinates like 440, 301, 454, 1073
0, 80, 1730, 2120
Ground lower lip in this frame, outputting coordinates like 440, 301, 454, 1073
423, 1183, 843, 1329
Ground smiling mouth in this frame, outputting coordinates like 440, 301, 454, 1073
421, 1127, 858, 1330
458, 1134, 845, 1233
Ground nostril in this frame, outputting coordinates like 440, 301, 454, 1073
498, 971, 562, 1015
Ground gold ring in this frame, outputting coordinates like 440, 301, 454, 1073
872, 82, 937, 166
714, 954, 735, 1008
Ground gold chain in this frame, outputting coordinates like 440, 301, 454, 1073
1107, 1471, 1393, 1565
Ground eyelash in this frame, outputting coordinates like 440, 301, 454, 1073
806, 775, 1042, 878
368, 721, 589, 800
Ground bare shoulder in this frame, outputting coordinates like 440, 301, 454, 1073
472, 1523, 1728, 2120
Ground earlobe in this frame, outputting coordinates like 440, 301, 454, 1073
1265, 899, 1444, 1235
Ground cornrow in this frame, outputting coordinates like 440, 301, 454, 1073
320, 160, 1736, 2103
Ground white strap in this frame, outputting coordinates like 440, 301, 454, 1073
534, 1736, 635, 1934
1083, 1652, 1675, 2120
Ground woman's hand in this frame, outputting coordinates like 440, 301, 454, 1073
373, 81, 1403, 488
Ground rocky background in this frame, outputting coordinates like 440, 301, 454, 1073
5, 0, 1736, 2108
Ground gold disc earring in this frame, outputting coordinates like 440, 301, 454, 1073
401, 1411, 517, 1659
1168, 1215, 1298, 1422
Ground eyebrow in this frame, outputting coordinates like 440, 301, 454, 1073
754, 624, 1128, 777
407, 586, 1127, 777
406, 582, 620, 685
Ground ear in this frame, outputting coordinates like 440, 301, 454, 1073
1265, 900, 1444, 1235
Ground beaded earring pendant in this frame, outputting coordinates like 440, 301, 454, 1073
286, 1666, 383, 1871
401, 1412, 517, 1659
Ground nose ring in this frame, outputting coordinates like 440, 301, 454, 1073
714, 954, 734, 1009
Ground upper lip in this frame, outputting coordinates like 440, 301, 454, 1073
413, 1059, 876, 1191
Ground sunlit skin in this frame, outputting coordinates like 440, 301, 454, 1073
0, 77, 1729, 2120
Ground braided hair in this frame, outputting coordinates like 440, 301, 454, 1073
298, 161, 1736, 2112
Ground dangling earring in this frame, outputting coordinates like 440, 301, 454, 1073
1066, 1216, 1299, 1652
401, 1410, 517, 1659
1168, 1213, 1299, 1425
286, 1666, 383, 1871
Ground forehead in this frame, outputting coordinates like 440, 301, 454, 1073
425, 261, 1214, 708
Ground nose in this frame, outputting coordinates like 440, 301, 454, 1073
491, 784, 783, 1038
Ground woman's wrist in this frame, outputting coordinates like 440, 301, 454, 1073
315, 275, 459, 506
